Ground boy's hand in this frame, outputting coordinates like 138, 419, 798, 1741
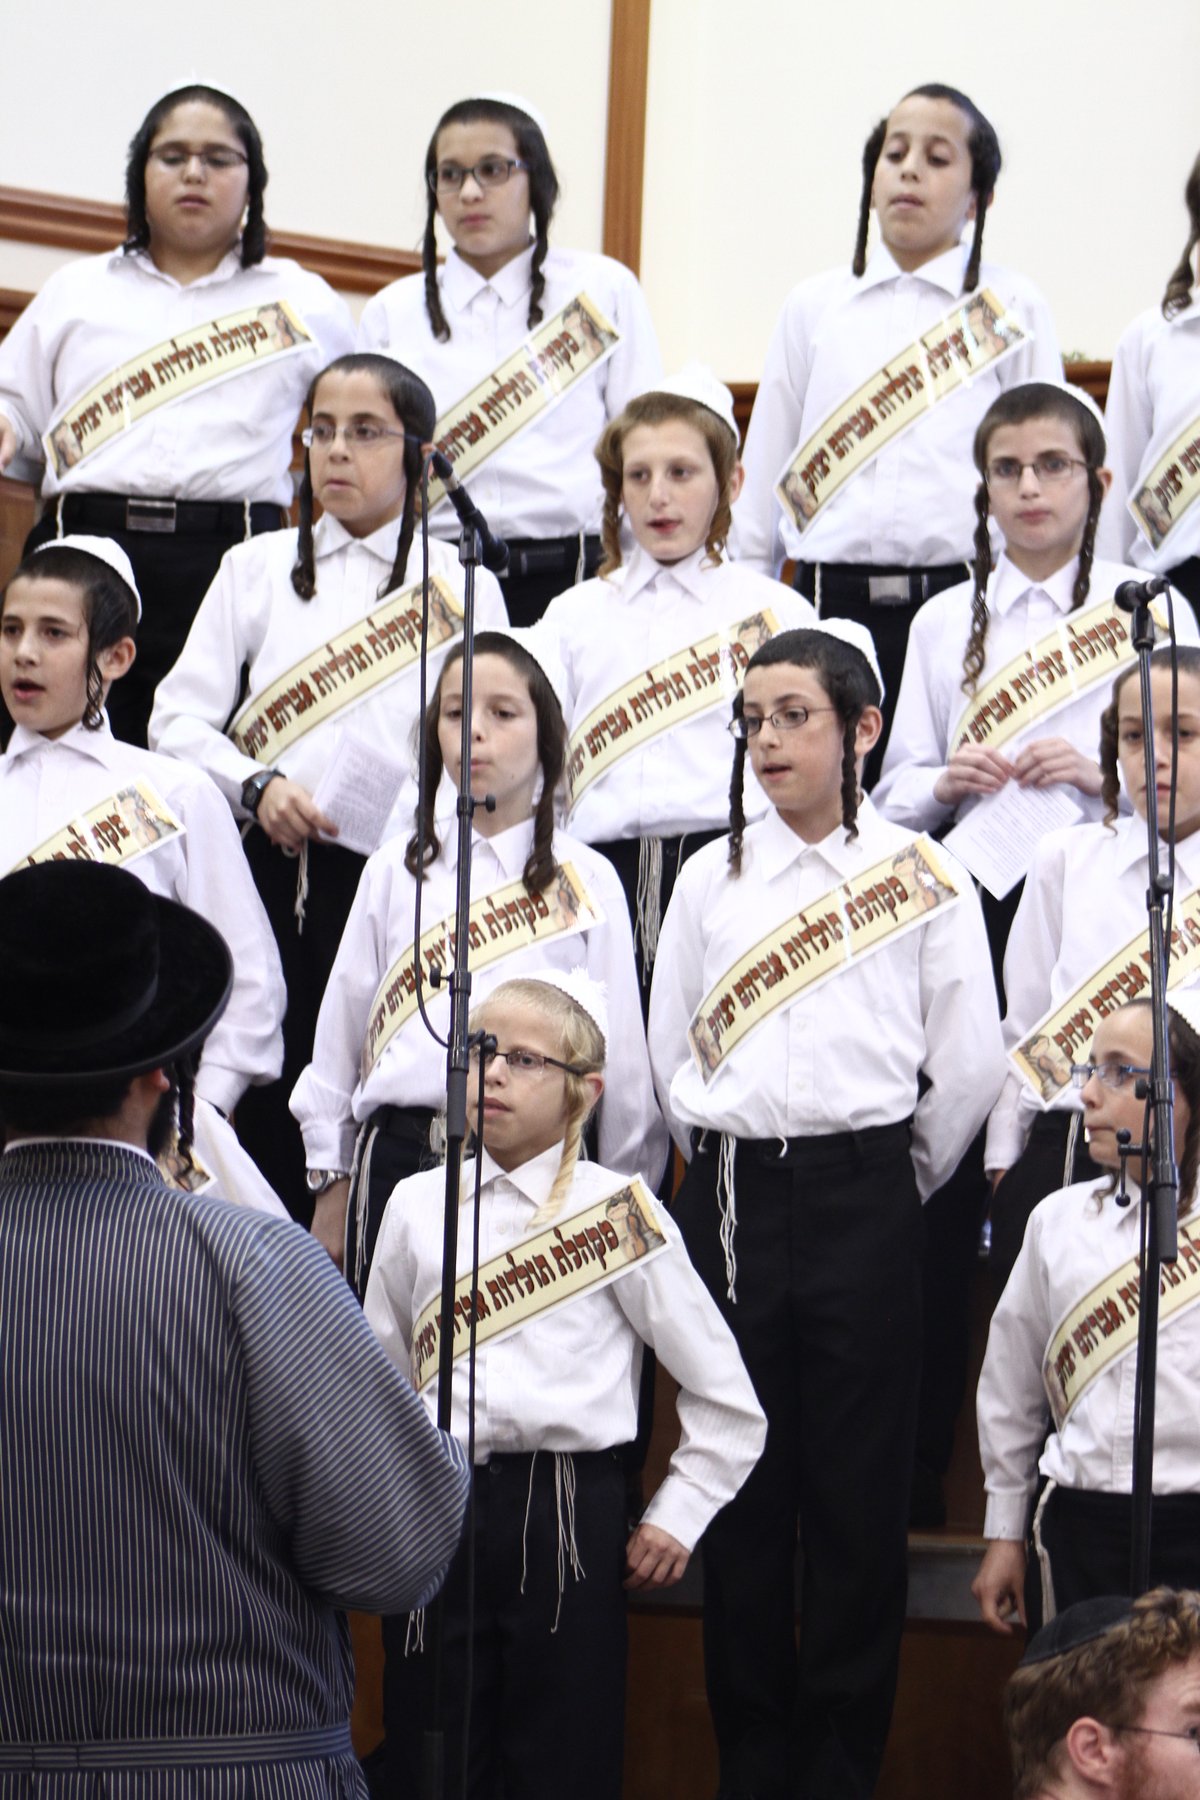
624, 1522, 690, 1590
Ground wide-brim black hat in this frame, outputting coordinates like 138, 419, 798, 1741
0, 861, 232, 1086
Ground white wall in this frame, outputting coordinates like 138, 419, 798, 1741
0, 0, 610, 267
640, 0, 1200, 378
6, 0, 1199, 388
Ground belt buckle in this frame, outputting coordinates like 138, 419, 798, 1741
125, 498, 177, 534
867, 574, 913, 607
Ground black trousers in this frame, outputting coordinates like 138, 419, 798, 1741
674, 1125, 922, 1800
24, 503, 286, 748
793, 562, 969, 790
1026, 1486, 1200, 1633
496, 533, 602, 628
590, 828, 723, 1005
236, 830, 367, 1223
346, 1106, 439, 1302
990, 1111, 1104, 1290
383, 1449, 629, 1800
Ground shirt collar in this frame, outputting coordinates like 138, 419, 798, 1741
856, 239, 969, 299
113, 245, 244, 290
455, 816, 535, 878
1113, 810, 1200, 879
989, 551, 1080, 619
4, 1134, 157, 1167
4, 717, 117, 767
313, 510, 402, 564
442, 243, 536, 312
756, 794, 887, 882
619, 543, 715, 605
477, 1140, 563, 1207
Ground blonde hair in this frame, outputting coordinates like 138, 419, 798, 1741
468, 978, 605, 1223
594, 392, 738, 577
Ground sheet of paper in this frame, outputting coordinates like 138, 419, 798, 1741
942, 784, 1085, 899
311, 731, 410, 858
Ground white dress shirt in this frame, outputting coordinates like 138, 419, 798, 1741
363, 1144, 765, 1548
872, 555, 1198, 830
646, 799, 1004, 1196
290, 817, 668, 1185
978, 1176, 1200, 1539
357, 245, 662, 540
537, 545, 816, 840
0, 248, 354, 505
148, 513, 507, 820
734, 242, 1063, 576
1097, 297, 1200, 572
0, 720, 284, 1114
985, 815, 1200, 1172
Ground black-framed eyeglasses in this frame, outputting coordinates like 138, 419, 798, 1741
984, 453, 1088, 487
148, 146, 248, 172
1070, 1062, 1152, 1091
728, 705, 838, 741
429, 157, 529, 195
1116, 1723, 1200, 1754
301, 421, 406, 449
467, 1044, 589, 1078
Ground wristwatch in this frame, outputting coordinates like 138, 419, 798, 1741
306, 1168, 349, 1195
241, 768, 283, 816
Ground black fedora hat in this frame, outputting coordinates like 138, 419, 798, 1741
0, 861, 232, 1086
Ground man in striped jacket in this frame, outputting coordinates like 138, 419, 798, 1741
0, 860, 469, 1797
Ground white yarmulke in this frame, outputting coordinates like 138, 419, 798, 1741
467, 92, 549, 137
35, 535, 142, 622
807, 618, 885, 703
483, 624, 569, 722
1168, 983, 1200, 1040
638, 363, 740, 445
1042, 377, 1107, 439
517, 966, 608, 1052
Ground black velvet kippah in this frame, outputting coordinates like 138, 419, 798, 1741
1019, 1596, 1137, 1667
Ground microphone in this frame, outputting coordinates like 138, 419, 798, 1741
427, 448, 509, 575
1115, 575, 1171, 612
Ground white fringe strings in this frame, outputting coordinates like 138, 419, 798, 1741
348, 1121, 376, 1296
520, 1451, 585, 1634
634, 835, 664, 981
292, 840, 310, 933
716, 1132, 739, 1303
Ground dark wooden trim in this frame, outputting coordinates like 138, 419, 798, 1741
603, 0, 652, 275
0, 184, 420, 294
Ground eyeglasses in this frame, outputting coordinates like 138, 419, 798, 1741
1070, 1063, 1152, 1091
429, 157, 529, 195
728, 705, 838, 741
466, 1044, 589, 1078
148, 146, 248, 172
984, 453, 1088, 487
1116, 1724, 1200, 1754
301, 422, 406, 449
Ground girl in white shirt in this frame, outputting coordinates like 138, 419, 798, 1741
150, 352, 506, 1215
974, 994, 1200, 1634
737, 82, 1061, 778
538, 367, 815, 989
291, 630, 665, 1291
358, 94, 662, 627
986, 645, 1200, 1281
1098, 149, 1200, 608
0, 84, 354, 745
647, 622, 1002, 1799
0, 537, 285, 1215
363, 969, 763, 1800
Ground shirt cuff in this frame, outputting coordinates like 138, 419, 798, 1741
195, 1062, 246, 1116
300, 1120, 358, 1172
984, 1490, 1034, 1541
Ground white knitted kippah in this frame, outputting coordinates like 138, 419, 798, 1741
35, 535, 142, 622
518, 966, 608, 1051
805, 617, 885, 703
467, 92, 549, 136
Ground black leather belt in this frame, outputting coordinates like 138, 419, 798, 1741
52, 493, 287, 537
793, 562, 969, 607
500, 533, 601, 581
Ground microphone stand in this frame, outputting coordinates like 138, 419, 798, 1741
1122, 590, 1179, 1596
422, 513, 488, 1800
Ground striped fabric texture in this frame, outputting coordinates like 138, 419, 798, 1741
0, 1142, 470, 1797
